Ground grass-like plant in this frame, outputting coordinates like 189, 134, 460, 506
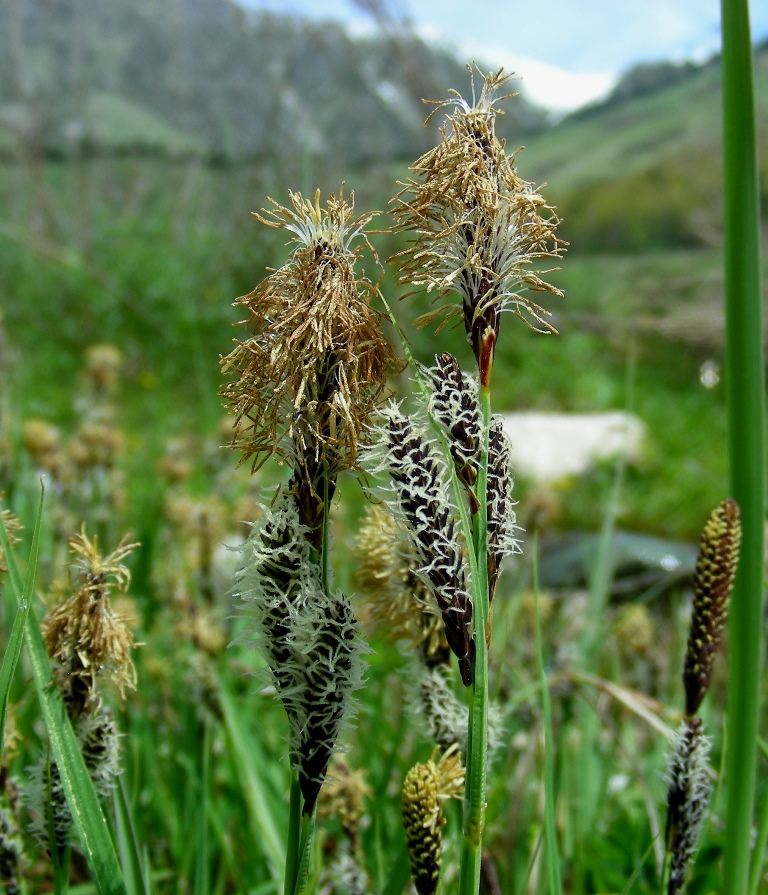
220, 188, 399, 894
379, 68, 564, 893
216, 69, 565, 895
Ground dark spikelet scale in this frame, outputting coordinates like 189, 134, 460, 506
78, 709, 119, 797
0, 811, 22, 895
387, 414, 474, 685
683, 498, 741, 716
458, 218, 501, 383
402, 765, 442, 895
486, 418, 513, 605
665, 716, 710, 895
254, 510, 303, 696
296, 594, 360, 816
429, 352, 481, 497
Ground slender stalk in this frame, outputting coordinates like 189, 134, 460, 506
459, 384, 492, 895
284, 774, 302, 895
294, 809, 315, 895
720, 0, 766, 891
195, 716, 211, 895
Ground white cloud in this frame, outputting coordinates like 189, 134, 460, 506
437, 33, 618, 113
493, 55, 616, 113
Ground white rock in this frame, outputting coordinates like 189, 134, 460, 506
499, 411, 647, 484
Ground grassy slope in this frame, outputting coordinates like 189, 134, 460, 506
519, 46, 768, 192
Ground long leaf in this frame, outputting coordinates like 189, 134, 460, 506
720, 0, 766, 891
113, 776, 152, 895
0, 485, 43, 750
218, 686, 284, 881
1, 513, 127, 895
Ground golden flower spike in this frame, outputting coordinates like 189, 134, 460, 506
392, 66, 564, 386
402, 744, 465, 895
43, 525, 139, 705
221, 187, 397, 476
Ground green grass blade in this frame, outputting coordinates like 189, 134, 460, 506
113, 776, 152, 895
532, 539, 563, 895
0, 503, 127, 895
218, 686, 284, 882
380, 844, 411, 895
0, 484, 43, 750
284, 774, 302, 895
720, 1, 766, 891
194, 717, 211, 895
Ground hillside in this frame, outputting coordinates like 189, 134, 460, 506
0, 0, 547, 164
516, 43, 768, 250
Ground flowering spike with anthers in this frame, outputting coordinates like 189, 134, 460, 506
365, 402, 474, 685
683, 498, 741, 716
401, 744, 465, 895
0, 494, 22, 581
391, 66, 564, 387
317, 757, 372, 847
664, 716, 712, 895
43, 526, 139, 708
220, 187, 397, 509
354, 503, 449, 664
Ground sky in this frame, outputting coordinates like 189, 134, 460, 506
238, 0, 768, 112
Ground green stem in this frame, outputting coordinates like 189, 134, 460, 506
284, 773, 302, 895
459, 384, 492, 895
294, 808, 316, 895
720, 1, 765, 892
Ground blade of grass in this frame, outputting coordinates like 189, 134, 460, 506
380, 844, 411, 895
218, 686, 284, 882
284, 774, 302, 895
0, 484, 43, 749
0, 504, 127, 895
720, 1, 766, 892
113, 776, 152, 895
532, 536, 563, 895
194, 716, 211, 895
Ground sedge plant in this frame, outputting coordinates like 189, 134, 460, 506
663, 498, 741, 894
382, 67, 564, 894
220, 187, 398, 894
220, 68, 565, 895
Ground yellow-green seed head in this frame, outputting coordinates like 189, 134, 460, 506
683, 498, 741, 716
401, 746, 464, 895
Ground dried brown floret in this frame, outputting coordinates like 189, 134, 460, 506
43, 526, 139, 706
221, 188, 398, 475
391, 67, 564, 384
